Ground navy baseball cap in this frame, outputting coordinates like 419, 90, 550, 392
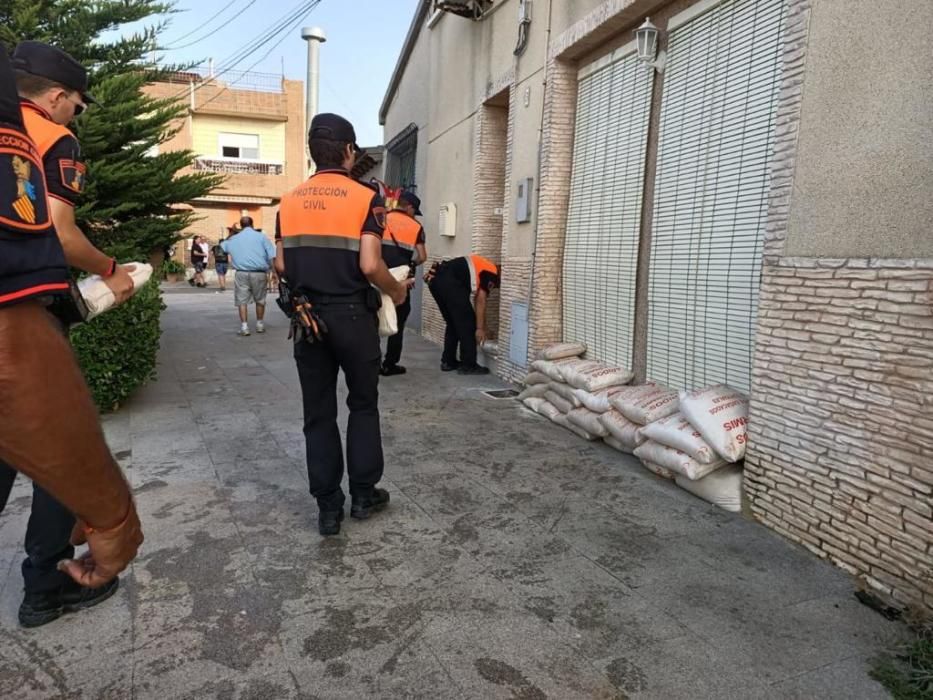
12, 41, 97, 105
309, 113, 361, 154
399, 191, 423, 216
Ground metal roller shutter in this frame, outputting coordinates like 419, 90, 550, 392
647, 0, 786, 393
562, 44, 653, 370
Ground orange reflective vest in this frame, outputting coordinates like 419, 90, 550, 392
467, 254, 498, 295
278, 170, 382, 295
383, 210, 421, 267
21, 101, 86, 202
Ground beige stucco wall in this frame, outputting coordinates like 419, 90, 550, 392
784, 0, 933, 258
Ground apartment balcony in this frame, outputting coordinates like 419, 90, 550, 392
193, 157, 284, 176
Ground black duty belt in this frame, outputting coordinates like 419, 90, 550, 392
307, 291, 368, 305
237, 269, 268, 273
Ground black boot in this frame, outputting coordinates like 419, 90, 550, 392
350, 488, 390, 520
19, 577, 120, 628
380, 363, 407, 376
318, 509, 344, 536
458, 364, 490, 375
440, 360, 460, 372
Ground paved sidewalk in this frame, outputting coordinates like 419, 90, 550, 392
0, 290, 905, 698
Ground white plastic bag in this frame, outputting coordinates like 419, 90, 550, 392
679, 385, 750, 462
537, 342, 587, 361
566, 407, 609, 438
547, 382, 581, 408
377, 265, 412, 337
633, 440, 727, 481
544, 390, 573, 414
676, 465, 743, 513
612, 384, 679, 425
638, 412, 718, 465
523, 371, 549, 386
561, 361, 633, 392
531, 357, 583, 382
599, 410, 645, 450
78, 263, 153, 320
554, 414, 599, 441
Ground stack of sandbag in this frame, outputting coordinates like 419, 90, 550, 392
521, 343, 633, 442
634, 384, 749, 512
599, 384, 680, 477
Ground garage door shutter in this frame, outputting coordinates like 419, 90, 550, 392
562, 44, 653, 370
647, 0, 786, 393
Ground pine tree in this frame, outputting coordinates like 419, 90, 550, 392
0, 0, 224, 260
1, 1, 225, 409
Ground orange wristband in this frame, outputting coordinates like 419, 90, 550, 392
84, 500, 133, 535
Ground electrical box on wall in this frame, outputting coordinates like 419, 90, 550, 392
516, 177, 533, 223
439, 203, 457, 237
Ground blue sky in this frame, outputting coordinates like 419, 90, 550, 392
126, 0, 420, 145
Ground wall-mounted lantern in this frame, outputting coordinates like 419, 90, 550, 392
634, 18, 666, 72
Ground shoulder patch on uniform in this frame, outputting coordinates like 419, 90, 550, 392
373, 205, 386, 229
0, 127, 50, 231
59, 159, 86, 194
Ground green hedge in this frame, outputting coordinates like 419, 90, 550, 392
70, 276, 165, 412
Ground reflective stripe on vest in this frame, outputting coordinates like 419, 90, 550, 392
279, 172, 373, 251
383, 210, 421, 253
466, 254, 498, 295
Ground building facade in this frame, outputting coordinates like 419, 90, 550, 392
381, 0, 933, 613
145, 68, 306, 256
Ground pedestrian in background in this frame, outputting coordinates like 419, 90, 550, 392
222, 216, 275, 336
212, 230, 232, 292
189, 235, 207, 287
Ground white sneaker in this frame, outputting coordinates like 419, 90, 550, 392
256, 321, 265, 334
239, 324, 251, 336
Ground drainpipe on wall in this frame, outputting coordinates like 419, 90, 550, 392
526, 0, 554, 349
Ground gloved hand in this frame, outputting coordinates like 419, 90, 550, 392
58, 498, 144, 589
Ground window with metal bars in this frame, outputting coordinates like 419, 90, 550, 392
385, 123, 418, 191
646, 0, 787, 394
561, 45, 654, 371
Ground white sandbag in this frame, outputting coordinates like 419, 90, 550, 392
641, 460, 676, 480
544, 390, 573, 414
573, 384, 641, 414
561, 361, 634, 392
531, 357, 584, 382
554, 414, 600, 441
524, 397, 562, 422
603, 436, 633, 454
612, 384, 679, 425
547, 381, 581, 408
679, 385, 749, 463
518, 384, 549, 401
537, 342, 587, 361
638, 412, 718, 465
599, 410, 645, 450
566, 407, 609, 438
676, 465, 743, 513
633, 440, 727, 481
523, 371, 549, 386
377, 265, 412, 337
78, 263, 153, 320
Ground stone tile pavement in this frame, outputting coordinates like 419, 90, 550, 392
0, 289, 907, 698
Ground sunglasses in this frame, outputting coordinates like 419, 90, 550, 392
66, 94, 87, 116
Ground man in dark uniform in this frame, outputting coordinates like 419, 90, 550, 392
380, 190, 427, 376
275, 113, 410, 536
3, 40, 136, 626
427, 254, 500, 375
0, 43, 143, 619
